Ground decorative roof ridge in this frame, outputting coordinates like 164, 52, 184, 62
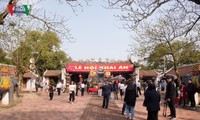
0, 63, 16, 67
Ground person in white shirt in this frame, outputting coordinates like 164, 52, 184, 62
136, 81, 142, 95
119, 81, 125, 100
68, 81, 76, 103
81, 82, 85, 96
56, 81, 62, 96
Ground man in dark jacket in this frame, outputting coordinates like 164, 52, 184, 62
124, 76, 137, 120
165, 75, 176, 120
187, 79, 196, 109
109, 81, 114, 100
113, 81, 119, 100
143, 80, 153, 107
144, 84, 160, 120
101, 81, 111, 108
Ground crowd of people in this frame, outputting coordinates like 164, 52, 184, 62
99, 74, 198, 120
37, 80, 86, 102
99, 74, 138, 120
35, 74, 198, 120
143, 75, 198, 120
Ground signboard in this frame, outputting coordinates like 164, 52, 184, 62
0, 65, 16, 76
0, 66, 8, 73
66, 63, 134, 72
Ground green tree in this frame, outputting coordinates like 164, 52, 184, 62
0, 47, 12, 64
0, 47, 7, 63
12, 30, 69, 78
145, 42, 200, 71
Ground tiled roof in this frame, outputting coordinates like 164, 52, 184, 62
139, 70, 158, 78
68, 61, 131, 64
44, 70, 61, 77
23, 72, 38, 79
167, 63, 200, 76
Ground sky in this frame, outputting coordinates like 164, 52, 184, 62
0, 0, 138, 62
64, 0, 135, 61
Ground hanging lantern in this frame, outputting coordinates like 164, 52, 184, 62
104, 71, 111, 78
90, 71, 97, 77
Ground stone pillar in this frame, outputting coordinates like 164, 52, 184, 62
195, 93, 199, 105
9, 78, 17, 103
135, 68, 140, 83
61, 68, 66, 86
2, 91, 9, 105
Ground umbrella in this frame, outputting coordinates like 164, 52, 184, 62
161, 74, 177, 80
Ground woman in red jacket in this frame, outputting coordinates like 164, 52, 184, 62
178, 82, 187, 107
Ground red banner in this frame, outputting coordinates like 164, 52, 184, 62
66, 63, 134, 72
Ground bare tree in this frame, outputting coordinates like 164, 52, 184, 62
0, 0, 91, 24
107, 0, 200, 36
0, 0, 92, 42
0, 0, 93, 61
0, 0, 92, 90
129, 12, 200, 78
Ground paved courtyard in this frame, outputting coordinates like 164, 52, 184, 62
0, 91, 200, 120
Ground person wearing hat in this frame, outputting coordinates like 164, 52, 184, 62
165, 75, 176, 120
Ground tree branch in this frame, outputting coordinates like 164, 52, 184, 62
0, 0, 18, 25
185, 15, 200, 36
29, 13, 74, 42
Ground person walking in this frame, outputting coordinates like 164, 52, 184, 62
124, 74, 137, 120
35, 78, 40, 92
48, 84, 54, 100
113, 81, 119, 100
56, 80, 62, 96
80, 82, 85, 96
136, 80, 142, 95
178, 82, 187, 107
69, 81, 76, 103
144, 84, 160, 120
121, 83, 128, 115
109, 81, 114, 101
165, 75, 176, 120
76, 83, 80, 96
187, 79, 196, 110
101, 81, 111, 108
119, 81, 125, 100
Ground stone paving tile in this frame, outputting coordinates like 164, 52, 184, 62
80, 96, 126, 120
0, 92, 91, 120
0, 91, 200, 120
115, 92, 200, 120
